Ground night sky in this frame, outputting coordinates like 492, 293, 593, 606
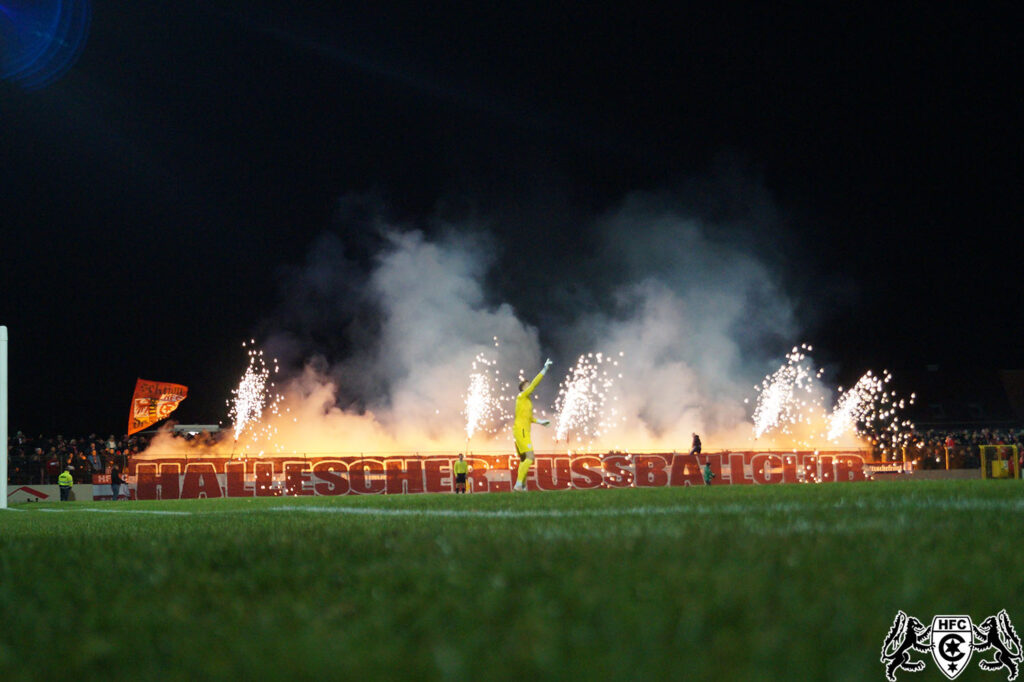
2, 2, 1021, 436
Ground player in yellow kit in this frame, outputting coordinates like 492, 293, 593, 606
453, 453, 469, 493
513, 358, 553, 492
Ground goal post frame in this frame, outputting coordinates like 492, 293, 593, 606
1, 325, 7, 509
979, 444, 1020, 480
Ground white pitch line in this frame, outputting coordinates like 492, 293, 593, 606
266, 505, 698, 518
34, 508, 194, 515
266, 496, 1024, 517
841, 497, 1024, 512
10, 496, 1023, 519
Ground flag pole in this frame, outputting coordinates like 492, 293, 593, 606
1, 326, 9, 509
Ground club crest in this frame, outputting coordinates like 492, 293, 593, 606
931, 616, 974, 679
881, 610, 1023, 680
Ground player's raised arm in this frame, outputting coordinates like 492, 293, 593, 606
519, 358, 553, 397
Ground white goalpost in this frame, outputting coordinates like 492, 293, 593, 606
1, 325, 8, 509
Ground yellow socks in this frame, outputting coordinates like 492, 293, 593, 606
517, 458, 532, 485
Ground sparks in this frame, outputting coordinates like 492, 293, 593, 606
462, 352, 512, 440
826, 369, 915, 456
751, 344, 823, 439
553, 352, 624, 444
751, 344, 916, 454
227, 341, 284, 448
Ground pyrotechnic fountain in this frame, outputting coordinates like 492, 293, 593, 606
128, 335, 919, 498
749, 344, 915, 455
552, 351, 625, 450
227, 340, 284, 455
749, 344, 824, 441
826, 370, 916, 457
461, 341, 513, 452
137, 332, 914, 464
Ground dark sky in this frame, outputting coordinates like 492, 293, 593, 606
2, 2, 1021, 435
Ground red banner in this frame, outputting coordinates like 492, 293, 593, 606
116, 451, 872, 500
127, 378, 188, 435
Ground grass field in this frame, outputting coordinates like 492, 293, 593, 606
1, 480, 1022, 681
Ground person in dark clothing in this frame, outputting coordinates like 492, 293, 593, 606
689, 433, 702, 457
110, 466, 126, 501
702, 461, 715, 486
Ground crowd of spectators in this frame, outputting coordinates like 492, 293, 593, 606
916, 427, 1024, 449
6, 431, 153, 485
886, 427, 1024, 469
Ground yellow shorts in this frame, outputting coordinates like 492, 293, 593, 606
514, 427, 532, 459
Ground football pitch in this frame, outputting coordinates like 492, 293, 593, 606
1, 480, 1021, 681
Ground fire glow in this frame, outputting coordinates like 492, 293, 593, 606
140, 338, 913, 460
748, 344, 915, 454
462, 345, 512, 441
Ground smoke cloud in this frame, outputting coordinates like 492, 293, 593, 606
147, 175, 821, 456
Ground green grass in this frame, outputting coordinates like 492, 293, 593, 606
1, 481, 1022, 681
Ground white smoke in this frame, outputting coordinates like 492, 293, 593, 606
356, 229, 541, 441
146, 181, 810, 456
538, 195, 796, 449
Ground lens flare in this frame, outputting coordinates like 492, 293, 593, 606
0, 0, 91, 88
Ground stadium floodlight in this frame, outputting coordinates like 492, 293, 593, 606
1, 325, 7, 509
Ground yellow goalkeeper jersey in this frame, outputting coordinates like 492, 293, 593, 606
515, 369, 545, 432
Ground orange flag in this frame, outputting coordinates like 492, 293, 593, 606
128, 379, 188, 435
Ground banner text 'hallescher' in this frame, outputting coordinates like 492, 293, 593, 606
94, 451, 876, 500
